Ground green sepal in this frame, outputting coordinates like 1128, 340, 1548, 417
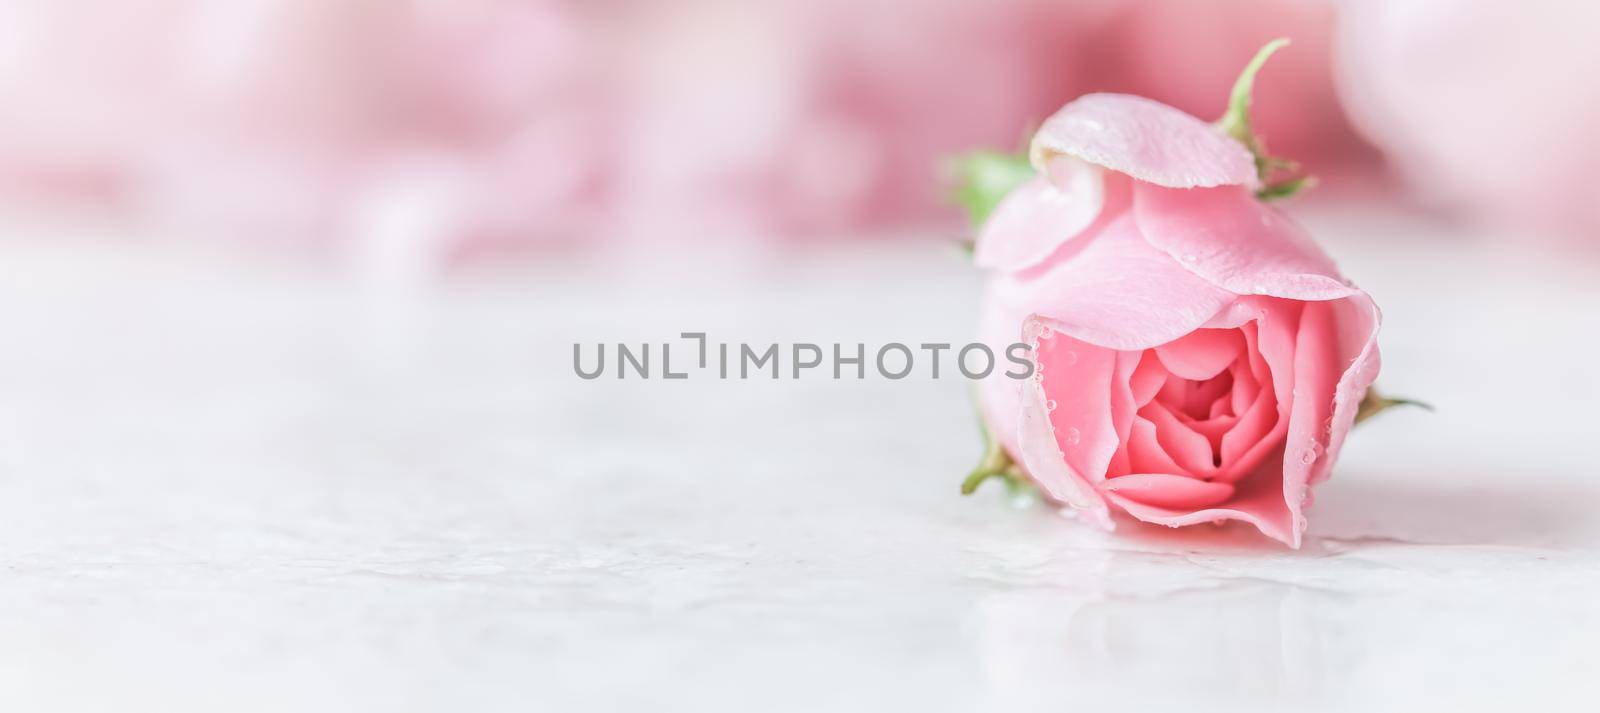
1215, 38, 1315, 201
947, 151, 1035, 229
1355, 386, 1434, 425
1256, 175, 1316, 201
961, 409, 1034, 496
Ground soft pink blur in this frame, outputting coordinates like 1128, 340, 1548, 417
0, 0, 1374, 260
0, 0, 613, 263
1336, 0, 1600, 242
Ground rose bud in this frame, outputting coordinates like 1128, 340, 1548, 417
960, 41, 1396, 548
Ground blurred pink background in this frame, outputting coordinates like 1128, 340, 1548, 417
1, 0, 1595, 263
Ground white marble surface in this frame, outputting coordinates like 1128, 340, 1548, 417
0, 208, 1597, 712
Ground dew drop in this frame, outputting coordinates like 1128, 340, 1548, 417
1061, 351, 1078, 366
1064, 427, 1081, 445
1299, 448, 1318, 465
1045, 399, 1058, 412
1182, 253, 1198, 263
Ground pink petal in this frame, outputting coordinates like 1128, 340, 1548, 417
1101, 473, 1236, 510
975, 284, 1029, 460
1213, 301, 1301, 486
1030, 93, 1259, 189
1282, 293, 1381, 514
1275, 301, 1342, 540
1037, 331, 1121, 486
1133, 184, 1359, 301
1015, 337, 1114, 529
1128, 351, 1168, 406
1216, 319, 1293, 483
974, 157, 1106, 272
1106, 350, 1145, 478
1229, 357, 1261, 415
1312, 293, 1383, 487
989, 213, 1236, 350
1105, 448, 1297, 547
1126, 415, 1188, 476
1218, 383, 1283, 484
1153, 328, 1245, 381
1207, 390, 1236, 420
1182, 410, 1238, 450
1140, 401, 1221, 479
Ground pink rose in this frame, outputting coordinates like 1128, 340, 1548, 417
973, 90, 1381, 548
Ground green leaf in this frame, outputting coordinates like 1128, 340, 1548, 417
947, 151, 1035, 228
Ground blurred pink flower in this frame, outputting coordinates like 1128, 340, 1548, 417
595, 0, 1086, 242
1336, 0, 1600, 240
1081, 0, 1377, 181
604, 0, 1372, 242
0, 0, 612, 262
0, 0, 1371, 256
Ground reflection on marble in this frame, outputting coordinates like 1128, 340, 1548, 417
0, 207, 1597, 711
969, 526, 1599, 712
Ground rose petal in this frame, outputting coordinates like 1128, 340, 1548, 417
1037, 331, 1121, 485
975, 282, 1029, 460
1125, 415, 1187, 476
1182, 411, 1238, 452
974, 157, 1106, 272
1208, 390, 1235, 420
1016, 340, 1114, 529
1218, 303, 1302, 484
1030, 93, 1259, 189
1140, 401, 1221, 479
1312, 293, 1383, 487
1278, 293, 1381, 541
1219, 389, 1282, 483
1101, 473, 1236, 510
1133, 184, 1359, 301
1105, 449, 1297, 547
1106, 350, 1145, 478
1272, 301, 1343, 541
1153, 328, 1245, 381
991, 213, 1236, 350
1128, 351, 1168, 406
1229, 358, 1260, 415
